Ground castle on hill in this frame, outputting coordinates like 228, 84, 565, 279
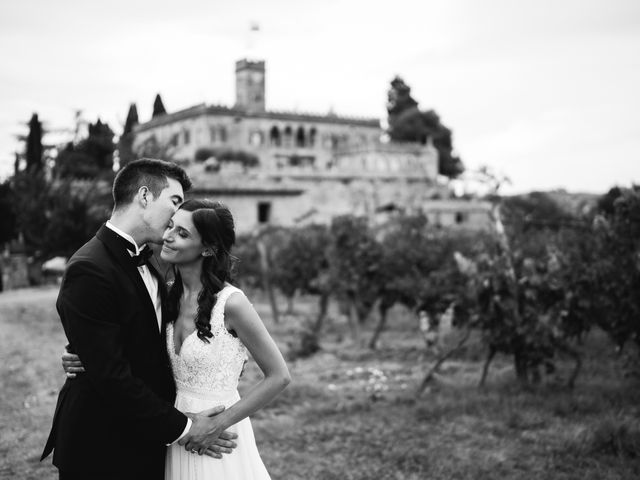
132, 58, 488, 233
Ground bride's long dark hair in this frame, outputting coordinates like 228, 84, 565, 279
164, 199, 236, 342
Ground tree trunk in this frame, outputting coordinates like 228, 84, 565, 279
257, 239, 279, 324
416, 327, 471, 396
554, 339, 582, 389
479, 346, 497, 388
285, 290, 296, 315
347, 297, 360, 343
368, 304, 388, 350
313, 291, 329, 334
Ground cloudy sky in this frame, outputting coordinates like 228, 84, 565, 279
1, 0, 638, 194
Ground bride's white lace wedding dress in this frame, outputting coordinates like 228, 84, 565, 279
165, 285, 271, 479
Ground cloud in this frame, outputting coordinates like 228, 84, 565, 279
1, 0, 639, 190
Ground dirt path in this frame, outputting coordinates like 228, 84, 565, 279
0, 286, 58, 307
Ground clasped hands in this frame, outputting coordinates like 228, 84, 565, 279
61, 350, 238, 459
182, 406, 238, 458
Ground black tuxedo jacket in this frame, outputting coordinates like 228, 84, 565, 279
41, 225, 187, 478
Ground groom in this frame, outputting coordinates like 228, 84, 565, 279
42, 158, 237, 480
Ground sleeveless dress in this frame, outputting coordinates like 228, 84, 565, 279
165, 285, 271, 480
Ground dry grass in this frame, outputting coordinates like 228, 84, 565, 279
1, 287, 639, 479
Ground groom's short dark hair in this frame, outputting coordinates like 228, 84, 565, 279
112, 158, 192, 210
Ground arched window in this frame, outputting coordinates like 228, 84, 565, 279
219, 126, 227, 142
283, 126, 293, 148
309, 127, 317, 147
295, 126, 306, 147
269, 126, 281, 146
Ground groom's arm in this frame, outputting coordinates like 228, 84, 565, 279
61, 351, 239, 457
59, 259, 187, 445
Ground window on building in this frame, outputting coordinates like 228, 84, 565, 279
257, 202, 271, 224
270, 126, 281, 146
295, 126, 306, 147
183, 129, 190, 145
210, 126, 217, 142
309, 127, 317, 147
219, 127, 227, 142
283, 126, 292, 148
455, 212, 466, 224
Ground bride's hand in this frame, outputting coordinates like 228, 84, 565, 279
197, 405, 226, 417
203, 431, 238, 459
61, 349, 85, 378
196, 407, 238, 458
179, 408, 237, 456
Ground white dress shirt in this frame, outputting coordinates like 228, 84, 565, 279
105, 221, 192, 444
105, 221, 162, 331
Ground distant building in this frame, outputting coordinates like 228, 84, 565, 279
134, 59, 381, 173
133, 58, 489, 233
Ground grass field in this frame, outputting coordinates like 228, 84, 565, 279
1, 286, 639, 479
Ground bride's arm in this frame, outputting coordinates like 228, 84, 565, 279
192, 291, 291, 440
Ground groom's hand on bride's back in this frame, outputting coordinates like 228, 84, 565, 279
61, 345, 85, 378
180, 406, 238, 458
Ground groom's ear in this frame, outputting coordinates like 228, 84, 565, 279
136, 186, 151, 206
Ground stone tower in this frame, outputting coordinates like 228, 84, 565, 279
235, 59, 266, 113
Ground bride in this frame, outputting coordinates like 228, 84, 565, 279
161, 198, 290, 479
64, 199, 290, 479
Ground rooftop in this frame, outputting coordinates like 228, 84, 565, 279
134, 103, 381, 133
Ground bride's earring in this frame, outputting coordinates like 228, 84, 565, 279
202, 248, 215, 257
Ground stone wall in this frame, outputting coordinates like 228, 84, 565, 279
134, 109, 381, 171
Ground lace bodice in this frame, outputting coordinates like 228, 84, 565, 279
167, 285, 248, 395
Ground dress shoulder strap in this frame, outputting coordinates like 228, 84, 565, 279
210, 284, 243, 330
216, 284, 242, 305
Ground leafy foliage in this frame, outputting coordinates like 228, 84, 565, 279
0, 180, 17, 245
194, 147, 259, 169
152, 93, 167, 118
327, 215, 385, 322
233, 233, 262, 290
386, 77, 464, 178
591, 187, 640, 350
10, 172, 112, 258
242, 188, 639, 386
54, 119, 116, 179
117, 103, 139, 167
377, 214, 480, 315
43, 180, 112, 258
11, 170, 50, 253
25, 113, 44, 172
270, 224, 331, 299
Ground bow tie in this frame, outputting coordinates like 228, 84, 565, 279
132, 246, 154, 267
